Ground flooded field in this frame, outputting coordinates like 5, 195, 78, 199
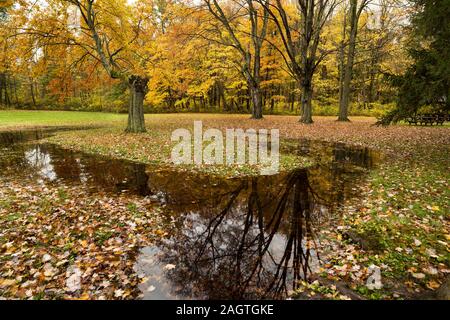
0, 129, 381, 299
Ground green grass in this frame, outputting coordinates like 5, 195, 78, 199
0, 110, 380, 130
0, 110, 126, 129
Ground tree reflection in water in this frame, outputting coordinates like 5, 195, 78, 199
143, 169, 324, 299
138, 141, 380, 300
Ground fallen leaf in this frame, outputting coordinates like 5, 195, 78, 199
163, 264, 176, 271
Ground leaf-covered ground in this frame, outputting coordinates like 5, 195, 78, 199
0, 178, 174, 299
0, 113, 449, 299
42, 114, 321, 176
308, 148, 449, 299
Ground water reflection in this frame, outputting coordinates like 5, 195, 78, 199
136, 155, 373, 300
283, 138, 378, 169
1, 135, 150, 195
137, 169, 322, 299
25, 146, 57, 180
0, 129, 380, 300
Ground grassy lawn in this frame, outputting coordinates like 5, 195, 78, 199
0, 110, 448, 299
0, 110, 126, 129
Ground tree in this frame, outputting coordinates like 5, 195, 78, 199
337, 0, 370, 121
258, 0, 338, 123
202, 0, 269, 119
379, 0, 450, 124
351, 0, 408, 109
69, 0, 154, 132
0, 0, 13, 107
1, 0, 413, 117
12, 0, 156, 132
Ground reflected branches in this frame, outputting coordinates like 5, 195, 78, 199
154, 169, 322, 299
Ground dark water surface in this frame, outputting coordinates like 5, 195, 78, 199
0, 129, 382, 300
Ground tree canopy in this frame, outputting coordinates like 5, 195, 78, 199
0, 0, 445, 128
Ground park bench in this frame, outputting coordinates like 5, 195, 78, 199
406, 113, 449, 126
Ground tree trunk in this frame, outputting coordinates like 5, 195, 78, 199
250, 85, 263, 119
126, 76, 148, 133
338, 0, 359, 122
245, 95, 250, 113
300, 79, 313, 124
13, 77, 19, 105
338, 8, 347, 111
8, 75, 15, 106
219, 82, 227, 111
338, 41, 345, 109
0, 73, 4, 105
30, 78, 36, 107
4, 79, 10, 107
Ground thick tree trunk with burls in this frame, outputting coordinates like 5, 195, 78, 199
250, 85, 263, 119
126, 76, 148, 133
300, 80, 313, 124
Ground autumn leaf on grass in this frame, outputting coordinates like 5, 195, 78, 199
426, 281, 440, 290
411, 273, 426, 279
0, 279, 16, 288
